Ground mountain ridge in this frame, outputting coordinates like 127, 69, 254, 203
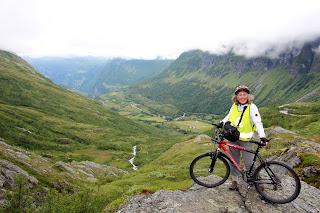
82, 58, 173, 95
109, 37, 320, 116
24, 56, 173, 96
23, 56, 110, 93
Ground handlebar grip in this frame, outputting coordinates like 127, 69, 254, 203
249, 140, 266, 146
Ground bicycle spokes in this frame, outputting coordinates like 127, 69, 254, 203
190, 153, 230, 188
254, 161, 301, 204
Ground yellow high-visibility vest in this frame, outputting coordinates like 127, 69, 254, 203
228, 103, 253, 141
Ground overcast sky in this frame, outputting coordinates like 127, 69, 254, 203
1, 0, 320, 59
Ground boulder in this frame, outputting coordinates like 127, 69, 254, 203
193, 134, 211, 143
265, 126, 297, 137
116, 175, 320, 213
0, 159, 39, 188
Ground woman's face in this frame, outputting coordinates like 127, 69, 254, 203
237, 91, 248, 104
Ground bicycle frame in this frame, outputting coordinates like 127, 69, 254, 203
212, 137, 265, 178
190, 126, 301, 205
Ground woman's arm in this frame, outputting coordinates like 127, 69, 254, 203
250, 104, 266, 138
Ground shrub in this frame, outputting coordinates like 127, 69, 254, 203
1, 174, 35, 213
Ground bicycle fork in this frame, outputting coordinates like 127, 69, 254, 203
208, 149, 220, 173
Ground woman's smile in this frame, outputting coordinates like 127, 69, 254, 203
237, 91, 248, 104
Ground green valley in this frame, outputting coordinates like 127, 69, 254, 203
0, 50, 181, 170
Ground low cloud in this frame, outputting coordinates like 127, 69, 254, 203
1, 0, 320, 59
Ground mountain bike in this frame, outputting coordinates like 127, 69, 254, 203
189, 124, 301, 204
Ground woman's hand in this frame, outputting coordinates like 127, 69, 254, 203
260, 137, 269, 146
216, 122, 224, 130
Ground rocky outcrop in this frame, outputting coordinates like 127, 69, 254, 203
264, 127, 320, 179
193, 134, 211, 143
0, 141, 128, 190
117, 176, 320, 213
265, 126, 297, 137
0, 159, 39, 188
53, 160, 128, 183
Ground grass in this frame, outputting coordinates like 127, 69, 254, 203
100, 91, 215, 135
103, 135, 211, 211
65, 148, 112, 164
0, 50, 183, 171
167, 120, 211, 133
260, 103, 320, 135
298, 153, 320, 167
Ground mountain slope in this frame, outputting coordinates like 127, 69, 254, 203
23, 56, 109, 92
82, 58, 173, 95
0, 50, 179, 169
108, 38, 320, 116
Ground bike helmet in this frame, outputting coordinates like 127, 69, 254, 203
235, 85, 250, 95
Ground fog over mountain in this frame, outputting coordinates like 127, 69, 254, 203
1, 0, 320, 59
204, 35, 320, 59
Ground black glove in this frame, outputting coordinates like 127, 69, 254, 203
260, 137, 269, 145
216, 122, 224, 129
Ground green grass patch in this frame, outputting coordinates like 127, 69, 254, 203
298, 153, 320, 167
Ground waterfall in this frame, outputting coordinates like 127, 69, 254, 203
128, 145, 138, 170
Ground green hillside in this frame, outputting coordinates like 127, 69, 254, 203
0, 50, 181, 170
102, 39, 320, 117
81, 58, 173, 95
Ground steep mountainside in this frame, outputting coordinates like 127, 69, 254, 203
82, 58, 173, 95
114, 38, 320, 116
23, 56, 109, 92
0, 50, 178, 169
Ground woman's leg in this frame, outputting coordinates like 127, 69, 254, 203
239, 141, 256, 174
228, 140, 241, 189
229, 140, 241, 177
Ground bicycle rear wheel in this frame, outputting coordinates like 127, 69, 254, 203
190, 152, 230, 188
254, 161, 301, 204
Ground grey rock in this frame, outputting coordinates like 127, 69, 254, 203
54, 161, 77, 174
303, 166, 320, 178
78, 169, 94, 177
117, 175, 320, 213
0, 159, 39, 188
265, 126, 297, 137
193, 134, 211, 143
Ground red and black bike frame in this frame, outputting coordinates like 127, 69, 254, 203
212, 138, 265, 177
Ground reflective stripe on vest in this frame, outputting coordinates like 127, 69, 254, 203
228, 103, 253, 141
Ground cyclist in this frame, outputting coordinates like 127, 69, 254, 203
217, 85, 269, 190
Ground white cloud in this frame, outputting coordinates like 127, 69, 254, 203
1, 0, 320, 59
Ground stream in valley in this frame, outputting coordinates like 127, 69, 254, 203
129, 145, 138, 170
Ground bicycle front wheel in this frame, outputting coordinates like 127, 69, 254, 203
190, 152, 230, 188
254, 161, 301, 204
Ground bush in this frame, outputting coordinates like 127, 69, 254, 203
1, 177, 108, 213
39, 187, 107, 213
1, 174, 35, 213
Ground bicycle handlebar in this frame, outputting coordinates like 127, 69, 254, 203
248, 140, 267, 146
211, 123, 267, 146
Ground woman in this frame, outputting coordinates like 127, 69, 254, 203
217, 85, 269, 190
